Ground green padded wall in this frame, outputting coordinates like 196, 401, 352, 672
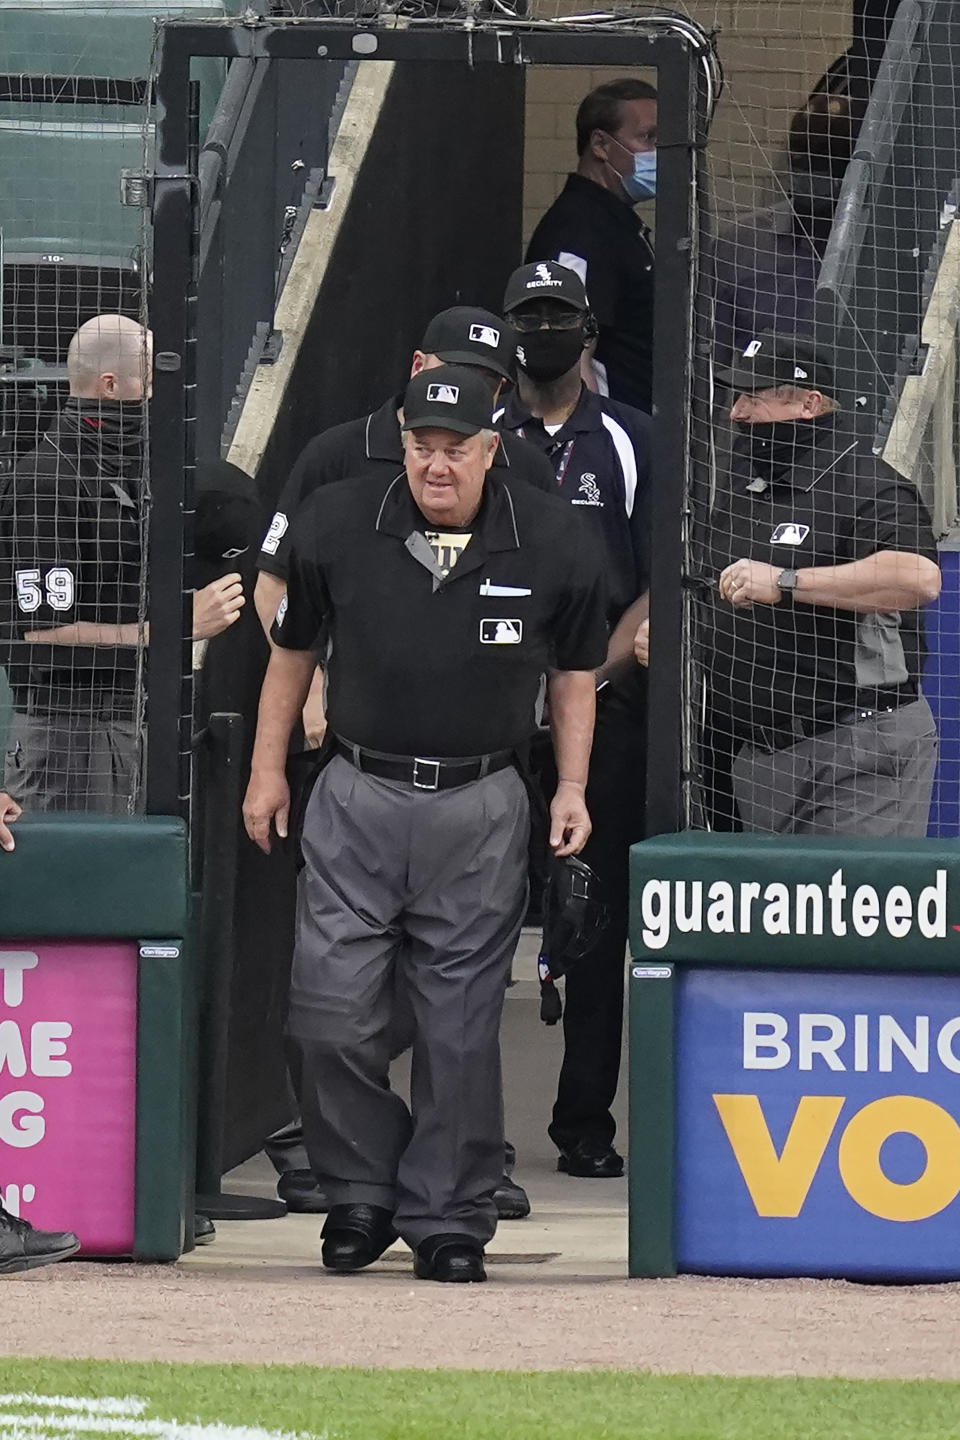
629, 833, 960, 972
0, 816, 192, 1260
0, 815, 187, 936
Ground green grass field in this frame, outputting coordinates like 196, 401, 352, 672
2, 1359, 960, 1440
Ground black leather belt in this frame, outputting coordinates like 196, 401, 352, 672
745, 685, 917, 754
335, 737, 514, 791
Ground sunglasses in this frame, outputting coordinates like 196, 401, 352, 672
510, 308, 583, 334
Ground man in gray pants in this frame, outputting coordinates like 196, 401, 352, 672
244, 365, 607, 1282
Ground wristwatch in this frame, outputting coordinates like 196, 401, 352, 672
776, 568, 798, 603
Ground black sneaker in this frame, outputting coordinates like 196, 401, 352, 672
556, 1140, 624, 1179
0, 1204, 80, 1275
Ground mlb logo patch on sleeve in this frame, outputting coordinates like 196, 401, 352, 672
770, 522, 810, 545
480, 618, 522, 644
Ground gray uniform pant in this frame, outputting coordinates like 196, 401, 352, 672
288, 755, 529, 1248
732, 697, 938, 836
3, 708, 140, 814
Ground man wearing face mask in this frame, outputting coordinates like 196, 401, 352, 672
526, 78, 657, 413
0, 315, 244, 812
638, 331, 941, 837
498, 260, 651, 1178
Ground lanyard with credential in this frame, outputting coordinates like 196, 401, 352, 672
516, 423, 576, 489
551, 438, 577, 489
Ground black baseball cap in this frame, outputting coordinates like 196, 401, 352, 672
503, 261, 588, 314
716, 332, 835, 395
194, 459, 258, 562
401, 364, 494, 437
419, 306, 515, 381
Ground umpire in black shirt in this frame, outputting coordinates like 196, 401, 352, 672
255, 306, 555, 648
640, 333, 941, 835
243, 366, 607, 1283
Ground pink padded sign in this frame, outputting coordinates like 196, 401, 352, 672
0, 940, 138, 1254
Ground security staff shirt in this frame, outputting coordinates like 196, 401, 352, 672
258, 393, 557, 579
0, 410, 142, 702
272, 470, 609, 757
496, 386, 651, 626
701, 418, 937, 741
526, 174, 656, 412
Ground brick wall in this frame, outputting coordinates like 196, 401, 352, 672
523, 1, 854, 244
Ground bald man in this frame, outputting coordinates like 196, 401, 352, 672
0, 315, 243, 812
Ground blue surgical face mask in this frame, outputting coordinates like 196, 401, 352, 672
604, 134, 657, 202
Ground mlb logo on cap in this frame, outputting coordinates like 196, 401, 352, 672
468, 323, 500, 348
426, 383, 460, 404
717, 330, 836, 397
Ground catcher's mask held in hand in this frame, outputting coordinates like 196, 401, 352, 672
538, 855, 609, 1024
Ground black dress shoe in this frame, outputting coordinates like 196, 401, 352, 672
321, 1204, 396, 1272
494, 1173, 531, 1219
414, 1233, 486, 1283
0, 1205, 80, 1274
194, 1212, 216, 1245
556, 1140, 624, 1178
277, 1169, 330, 1214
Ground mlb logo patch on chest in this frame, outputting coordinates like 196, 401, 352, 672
480, 618, 523, 645
770, 522, 810, 545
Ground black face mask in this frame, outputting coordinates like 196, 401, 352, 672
59, 397, 145, 480
732, 415, 834, 473
516, 328, 585, 383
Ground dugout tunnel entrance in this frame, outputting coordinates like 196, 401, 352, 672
147, 14, 711, 1210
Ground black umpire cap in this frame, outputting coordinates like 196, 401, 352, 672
716, 331, 836, 396
401, 365, 494, 437
190, 458, 259, 589
502, 260, 588, 314
194, 459, 258, 564
419, 306, 515, 381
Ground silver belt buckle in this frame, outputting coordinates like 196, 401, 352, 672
412, 757, 441, 790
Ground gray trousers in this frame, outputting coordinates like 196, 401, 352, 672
732, 697, 938, 837
3, 707, 140, 814
288, 755, 529, 1248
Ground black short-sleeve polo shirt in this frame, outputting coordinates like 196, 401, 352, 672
497, 386, 651, 624
702, 423, 937, 737
526, 174, 655, 412
273, 471, 609, 756
258, 393, 556, 579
